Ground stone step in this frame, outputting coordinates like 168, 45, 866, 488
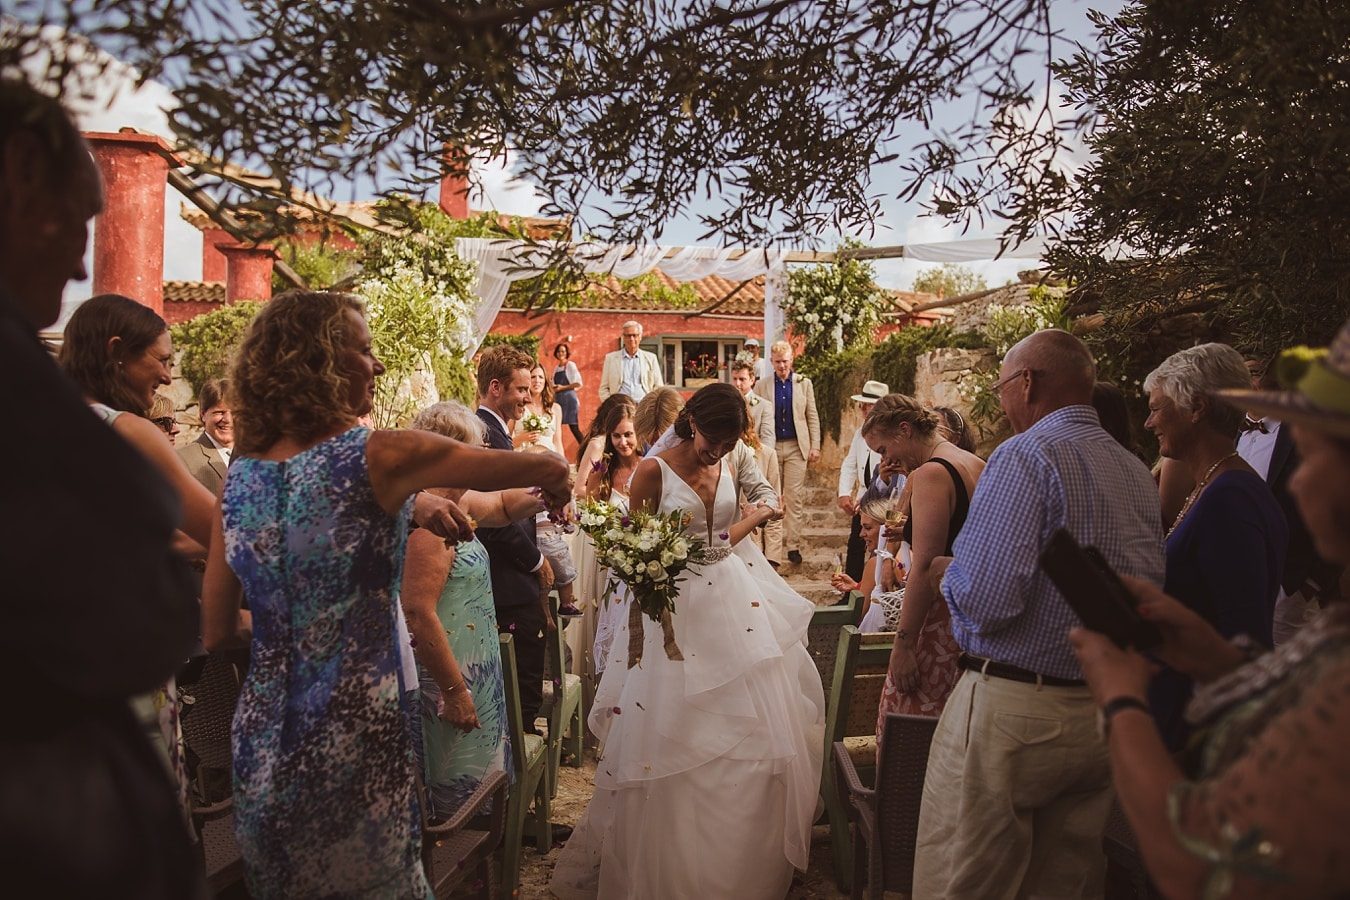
778, 546, 848, 577
800, 525, 852, 542
798, 486, 839, 506
782, 578, 846, 606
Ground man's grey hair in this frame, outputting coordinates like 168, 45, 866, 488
410, 400, 487, 445
621, 320, 643, 334
1144, 343, 1250, 437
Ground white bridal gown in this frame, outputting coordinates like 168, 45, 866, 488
551, 457, 825, 900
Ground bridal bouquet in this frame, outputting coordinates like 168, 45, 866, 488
520, 410, 551, 434
577, 498, 710, 624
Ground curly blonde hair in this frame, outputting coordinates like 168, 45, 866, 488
861, 392, 940, 439
230, 291, 366, 454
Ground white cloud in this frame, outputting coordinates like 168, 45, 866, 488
469, 148, 547, 218
851, 209, 1038, 292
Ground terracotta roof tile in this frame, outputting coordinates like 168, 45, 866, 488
164, 280, 225, 303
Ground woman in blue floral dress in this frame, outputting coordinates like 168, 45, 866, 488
200, 292, 570, 898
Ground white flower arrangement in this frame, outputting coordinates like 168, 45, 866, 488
520, 410, 551, 434
577, 498, 711, 622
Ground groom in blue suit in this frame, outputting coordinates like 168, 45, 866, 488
475, 346, 555, 734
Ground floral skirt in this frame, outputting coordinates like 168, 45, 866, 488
876, 595, 961, 737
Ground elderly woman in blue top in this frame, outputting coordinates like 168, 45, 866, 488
912, 330, 1166, 900
1142, 343, 1287, 753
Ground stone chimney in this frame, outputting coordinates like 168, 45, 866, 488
221, 244, 276, 303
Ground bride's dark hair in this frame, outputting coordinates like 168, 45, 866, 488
674, 382, 747, 443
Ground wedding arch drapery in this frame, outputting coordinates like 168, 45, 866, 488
455, 238, 788, 358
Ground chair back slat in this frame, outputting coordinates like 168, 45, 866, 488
875, 712, 939, 894
498, 634, 528, 775
807, 591, 863, 700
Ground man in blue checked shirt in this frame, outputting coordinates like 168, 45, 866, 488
912, 330, 1164, 900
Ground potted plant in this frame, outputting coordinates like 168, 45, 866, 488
683, 352, 721, 388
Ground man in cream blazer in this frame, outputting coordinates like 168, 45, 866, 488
732, 358, 782, 564
597, 320, 663, 402
177, 378, 232, 495
753, 341, 820, 565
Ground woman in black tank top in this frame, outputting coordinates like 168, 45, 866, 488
860, 395, 985, 732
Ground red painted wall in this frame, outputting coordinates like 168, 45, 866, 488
489, 307, 765, 453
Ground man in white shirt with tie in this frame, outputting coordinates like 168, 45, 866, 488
1238, 356, 1339, 643
598, 320, 662, 402
837, 379, 887, 581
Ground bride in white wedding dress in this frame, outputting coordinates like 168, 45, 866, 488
551, 384, 825, 900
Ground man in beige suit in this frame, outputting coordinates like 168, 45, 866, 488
731, 359, 783, 565
597, 320, 663, 402
177, 378, 232, 495
753, 341, 820, 565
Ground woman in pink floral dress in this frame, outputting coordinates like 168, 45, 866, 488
861, 395, 984, 733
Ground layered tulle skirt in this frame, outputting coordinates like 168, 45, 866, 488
551, 540, 825, 899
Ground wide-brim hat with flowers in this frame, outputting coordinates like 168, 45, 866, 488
1218, 319, 1350, 439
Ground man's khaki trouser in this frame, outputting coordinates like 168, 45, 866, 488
757, 446, 783, 563
776, 441, 807, 554
913, 668, 1113, 900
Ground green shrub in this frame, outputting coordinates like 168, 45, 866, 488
796, 345, 873, 444
871, 324, 988, 398
170, 302, 261, 397
433, 353, 478, 406
480, 332, 542, 361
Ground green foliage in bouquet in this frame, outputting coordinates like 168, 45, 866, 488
576, 498, 712, 624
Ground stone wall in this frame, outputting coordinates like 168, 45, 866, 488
913, 346, 1011, 457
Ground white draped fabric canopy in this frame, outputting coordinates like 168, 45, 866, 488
455, 239, 789, 358
455, 235, 1044, 358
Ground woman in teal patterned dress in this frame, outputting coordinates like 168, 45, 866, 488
402, 401, 544, 818
200, 293, 570, 898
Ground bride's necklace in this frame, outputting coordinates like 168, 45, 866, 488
1168, 451, 1239, 538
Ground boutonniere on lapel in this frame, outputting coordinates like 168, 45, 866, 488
747, 394, 761, 407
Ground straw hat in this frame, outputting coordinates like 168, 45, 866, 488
1218, 319, 1350, 438
850, 380, 890, 404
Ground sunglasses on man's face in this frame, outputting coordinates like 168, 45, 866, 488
151, 416, 177, 431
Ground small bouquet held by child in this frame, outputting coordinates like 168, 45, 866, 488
577, 497, 714, 666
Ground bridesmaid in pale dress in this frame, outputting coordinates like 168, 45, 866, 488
581, 404, 642, 682
514, 364, 565, 456
567, 395, 638, 726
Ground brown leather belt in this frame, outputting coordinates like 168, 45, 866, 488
958, 652, 1086, 688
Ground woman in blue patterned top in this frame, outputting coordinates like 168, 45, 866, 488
200, 292, 569, 898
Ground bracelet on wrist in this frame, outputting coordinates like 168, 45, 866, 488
1099, 695, 1149, 738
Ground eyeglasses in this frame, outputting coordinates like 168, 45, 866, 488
991, 368, 1033, 392
622, 333, 641, 339
151, 416, 177, 431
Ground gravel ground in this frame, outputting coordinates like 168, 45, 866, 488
516, 755, 848, 899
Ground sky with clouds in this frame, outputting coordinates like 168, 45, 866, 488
58, 0, 1121, 307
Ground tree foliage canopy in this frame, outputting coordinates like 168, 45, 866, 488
911, 263, 988, 298
5, 0, 1060, 248
1048, 0, 1350, 365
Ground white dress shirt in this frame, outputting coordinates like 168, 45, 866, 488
1237, 417, 1281, 481
837, 429, 881, 500
205, 431, 232, 466
619, 351, 645, 400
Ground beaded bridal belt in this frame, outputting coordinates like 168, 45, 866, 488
703, 546, 733, 564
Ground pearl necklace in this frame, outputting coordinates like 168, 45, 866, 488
1167, 451, 1239, 538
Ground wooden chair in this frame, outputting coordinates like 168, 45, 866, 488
808, 591, 863, 705
178, 655, 246, 894
822, 625, 895, 893
1103, 801, 1164, 899
542, 593, 585, 798
421, 768, 510, 899
498, 633, 551, 900
834, 712, 939, 899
